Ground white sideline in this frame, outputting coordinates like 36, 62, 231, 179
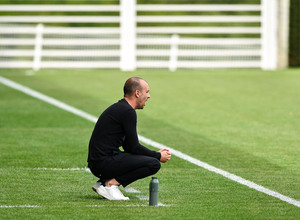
0, 205, 40, 208
87, 203, 170, 207
123, 188, 141, 193
34, 167, 91, 172
1, 75, 299, 208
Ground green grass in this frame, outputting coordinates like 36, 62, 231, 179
1, 68, 300, 219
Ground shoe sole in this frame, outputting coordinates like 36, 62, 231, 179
92, 186, 129, 201
92, 186, 114, 200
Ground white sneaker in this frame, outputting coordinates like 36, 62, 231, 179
92, 182, 108, 198
106, 185, 129, 201
92, 182, 129, 201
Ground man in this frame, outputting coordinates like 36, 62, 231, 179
88, 77, 171, 200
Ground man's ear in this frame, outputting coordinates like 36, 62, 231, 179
135, 90, 140, 98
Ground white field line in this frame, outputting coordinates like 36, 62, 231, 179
87, 205, 149, 207
33, 167, 91, 172
136, 195, 149, 201
1, 75, 300, 208
123, 187, 141, 193
138, 137, 300, 208
0, 76, 98, 123
87, 203, 170, 207
0, 205, 40, 208
0, 167, 90, 172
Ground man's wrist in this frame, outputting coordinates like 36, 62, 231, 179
155, 151, 162, 161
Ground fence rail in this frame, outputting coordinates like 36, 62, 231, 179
0, 5, 120, 11
0, 16, 120, 23
0, 0, 285, 70
136, 27, 261, 34
136, 4, 261, 11
0, 4, 260, 12
0, 15, 262, 23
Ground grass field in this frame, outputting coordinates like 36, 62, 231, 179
1, 68, 300, 219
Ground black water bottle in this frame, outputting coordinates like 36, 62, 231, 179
149, 177, 159, 206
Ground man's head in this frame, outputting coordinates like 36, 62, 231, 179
123, 77, 150, 109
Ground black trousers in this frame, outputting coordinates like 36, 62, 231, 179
88, 152, 161, 187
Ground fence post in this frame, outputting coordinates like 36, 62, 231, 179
277, 0, 290, 69
120, 0, 136, 71
261, 0, 278, 70
169, 34, 179, 71
33, 23, 43, 71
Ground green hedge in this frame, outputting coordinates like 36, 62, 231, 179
289, 0, 300, 67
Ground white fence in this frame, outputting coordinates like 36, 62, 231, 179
0, 0, 288, 71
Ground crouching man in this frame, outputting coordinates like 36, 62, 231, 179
88, 77, 171, 200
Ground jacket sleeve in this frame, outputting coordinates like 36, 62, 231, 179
121, 109, 161, 160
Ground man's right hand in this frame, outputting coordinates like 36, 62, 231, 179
158, 149, 171, 163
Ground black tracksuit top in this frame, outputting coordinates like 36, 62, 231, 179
88, 99, 161, 163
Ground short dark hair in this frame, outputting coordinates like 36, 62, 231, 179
123, 77, 144, 97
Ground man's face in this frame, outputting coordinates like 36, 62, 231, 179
136, 80, 150, 109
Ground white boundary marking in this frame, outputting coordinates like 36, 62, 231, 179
87, 205, 149, 207
0, 167, 90, 172
136, 195, 149, 201
33, 167, 91, 172
87, 203, 170, 207
1, 75, 299, 208
0, 205, 40, 208
0, 76, 98, 123
123, 188, 141, 193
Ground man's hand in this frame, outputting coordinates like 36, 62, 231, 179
158, 148, 171, 163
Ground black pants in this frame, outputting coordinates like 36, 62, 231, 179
88, 152, 161, 187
